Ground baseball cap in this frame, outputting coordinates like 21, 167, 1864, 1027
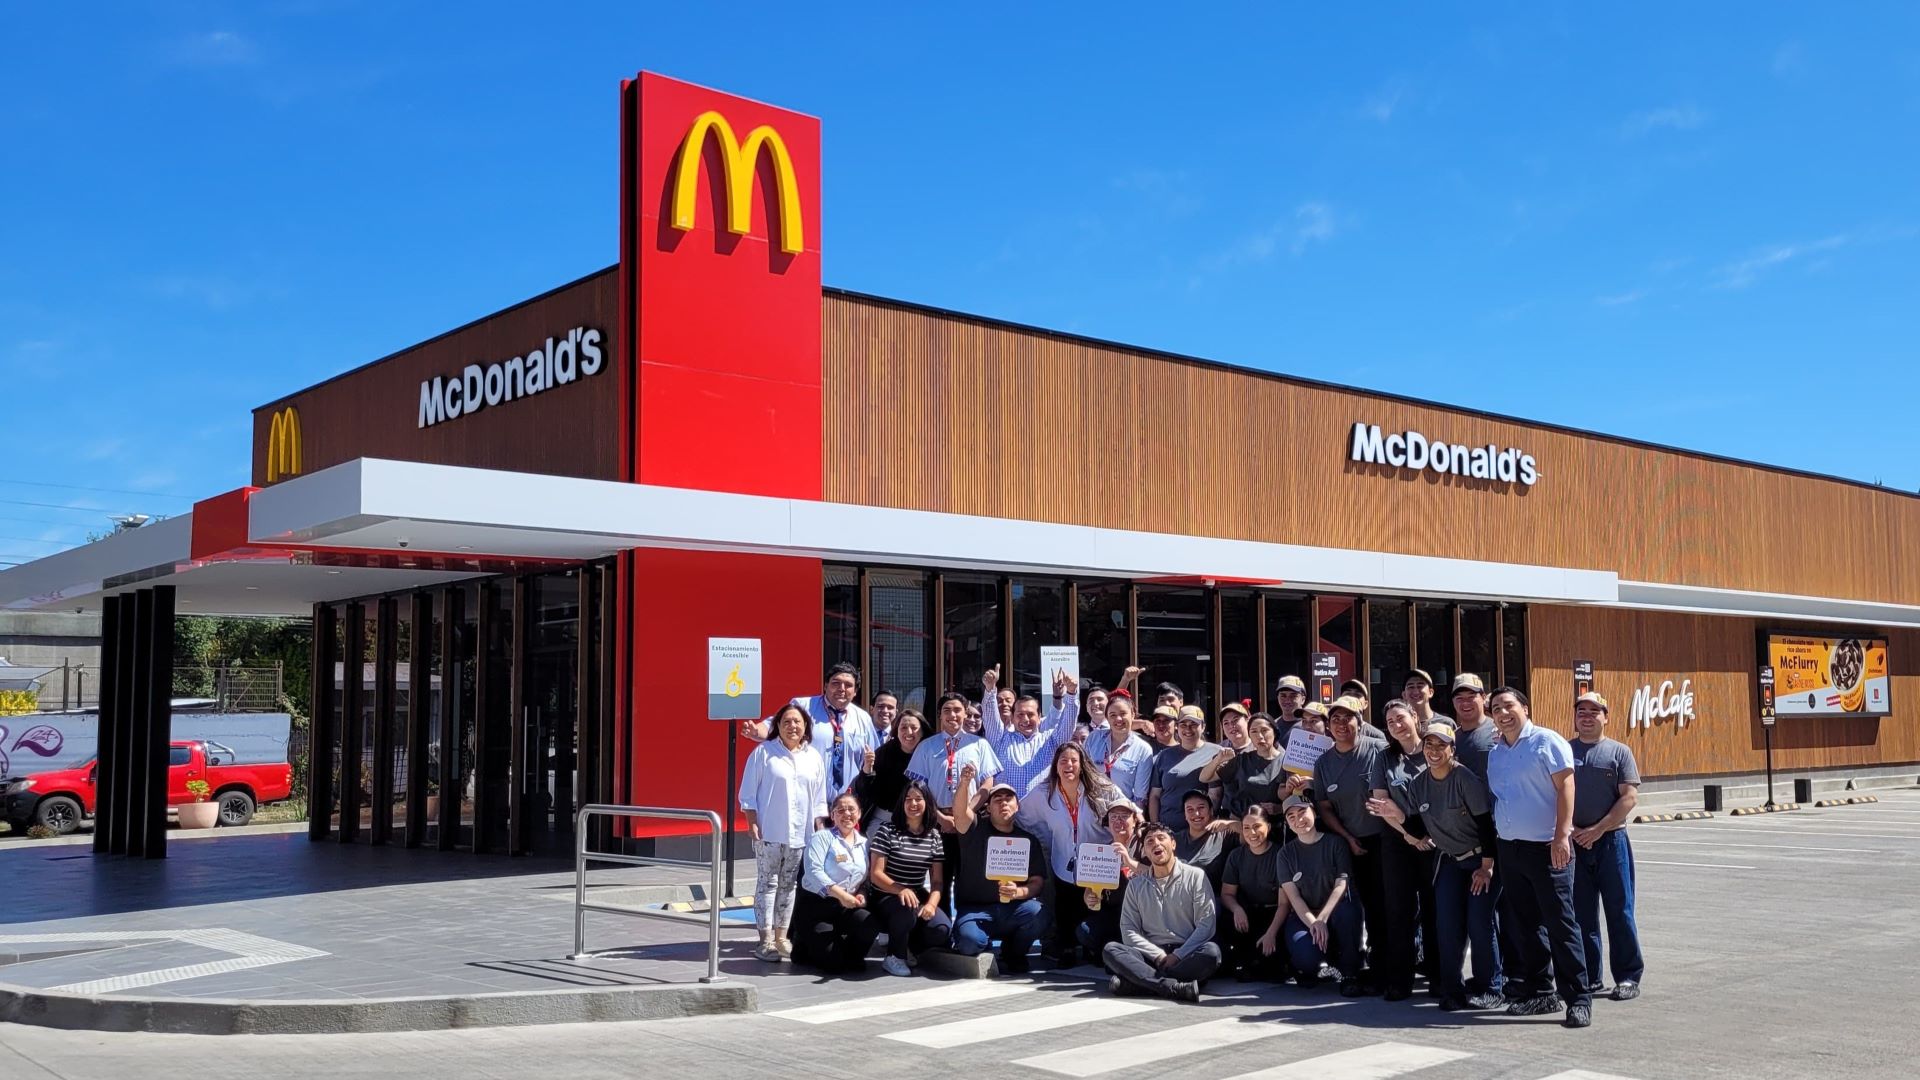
1576, 691, 1611, 712
1422, 719, 1458, 745
1329, 695, 1367, 719
1152, 704, 1179, 721
1105, 797, 1143, 819
1176, 705, 1207, 725
1275, 675, 1307, 693
1451, 673, 1486, 694
1340, 678, 1371, 699
982, 781, 1018, 799
1220, 701, 1250, 719
1404, 668, 1434, 688
1282, 794, 1314, 814
1300, 701, 1330, 719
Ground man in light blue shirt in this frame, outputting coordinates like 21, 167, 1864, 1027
981, 664, 1079, 797
905, 692, 1003, 819
740, 662, 879, 798
1486, 686, 1591, 1029
1085, 692, 1155, 804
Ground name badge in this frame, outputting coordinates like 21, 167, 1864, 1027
1292, 871, 1303, 882
1327, 783, 1339, 793
834, 853, 849, 863
1420, 802, 1430, 812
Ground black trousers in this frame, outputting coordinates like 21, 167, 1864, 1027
1348, 833, 1386, 980
1378, 834, 1436, 990
1497, 838, 1591, 1006
1219, 901, 1290, 979
1049, 873, 1090, 957
873, 892, 951, 960
791, 888, 882, 974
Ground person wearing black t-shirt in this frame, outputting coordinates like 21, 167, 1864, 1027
950, 767, 1047, 974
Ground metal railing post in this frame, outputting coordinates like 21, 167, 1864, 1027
706, 810, 723, 984
568, 804, 728, 984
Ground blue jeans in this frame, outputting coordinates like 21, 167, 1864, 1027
1281, 895, 1362, 976
1498, 838, 1591, 1006
1432, 853, 1503, 998
954, 899, 1046, 963
1573, 829, 1644, 985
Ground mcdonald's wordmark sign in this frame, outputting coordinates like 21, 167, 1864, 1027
626, 73, 822, 501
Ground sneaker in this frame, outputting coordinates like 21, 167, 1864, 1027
1339, 977, 1365, 997
904, 953, 920, 970
1466, 991, 1507, 1011
1438, 994, 1469, 1012
1169, 980, 1202, 1003
1506, 993, 1564, 1017
1000, 953, 1031, 975
1107, 974, 1131, 997
753, 942, 782, 963
1383, 983, 1412, 1002
1294, 971, 1321, 989
1564, 1002, 1593, 1029
1612, 980, 1641, 1001
773, 938, 793, 960
882, 956, 911, 977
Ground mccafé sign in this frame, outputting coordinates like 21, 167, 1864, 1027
1350, 422, 1539, 488
1630, 679, 1696, 729
416, 326, 605, 429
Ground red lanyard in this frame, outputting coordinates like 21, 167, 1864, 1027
829, 708, 844, 749
1104, 733, 1123, 776
945, 738, 958, 787
1063, 789, 1080, 838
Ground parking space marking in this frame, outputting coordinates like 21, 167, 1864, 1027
1639, 859, 1759, 869
1634, 837, 1879, 854
1650, 823, 1920, 842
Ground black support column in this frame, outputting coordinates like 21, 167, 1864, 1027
404, 591, 432, 848
370, 597, 397, 845
92, 595, 123, 855
507, 576, 528, 857
308, 604, 337, 842
338, 602, 366, 843
140, 586, 174, 858
436, 586, 464, 850
92, 586, 173, 859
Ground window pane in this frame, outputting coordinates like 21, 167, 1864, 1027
1136, 586, 1211, 715
1076, 582, 1130, 694
479, 584, 514, 851
1415, 602, 1455, 700
1366, 599, 1409, 711
1317, 596, 1359, 688
361, 608, 378, 834
1459, 604, 1497, 690
527, 571, 580, 845
869, 569, 931, 713
1220, 592, 1259, 711
327, 604, 344, 833
1011, 579, 1068, 699
824, 565, 859, 673
942, 575, 1001, 695
1502, 605, 1529, 696
456, 583, 479, 846
390, 603, 411, 835
1264, 594, 1311, 714
425, 591, 443, 846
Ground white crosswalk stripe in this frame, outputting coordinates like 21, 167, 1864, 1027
1013, 1015, 1298, 1076
1535, 1072, 1644, 1080
766, 979, 1034, 1023
881, 997, 1155, 1048
1222, 1041, 1471, 1080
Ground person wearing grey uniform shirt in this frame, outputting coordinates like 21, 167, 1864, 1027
1451, 670, 1518, 995
1148, 706, 1223, 824
1311, 695, 1389, 991
1374, 696, 1435, 1001
1101, 822, 1222, 1001
1204, 712, 1290, 816
1570, 691, 1644, 1001
1277, 794, 1364, 993
1370, 719, 1505, 1011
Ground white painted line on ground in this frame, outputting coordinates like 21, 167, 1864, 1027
767, 979, 1034, 1023
1013, 1016, 1296, 1076
1639, 859, 1759, 869
882, 997, 1154, 1048
1634, 838, 1879, 854
1652, 823, 1918, 842
1221, 1041, 1471, 1080
1536, 1070, 1644, 1080
0, 929, 326, 995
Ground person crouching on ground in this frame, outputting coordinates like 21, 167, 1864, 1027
1102, 822, 1223, 1001
951, 767, 1047, 973
791, 792, 882, 974
867, 778, 952, 976
1277, 794, 1365, 994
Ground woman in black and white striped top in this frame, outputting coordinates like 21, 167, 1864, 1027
867, 778, 950, 976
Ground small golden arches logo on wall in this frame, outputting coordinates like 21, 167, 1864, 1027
266, 407, 302, 482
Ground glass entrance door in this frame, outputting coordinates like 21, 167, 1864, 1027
521, 571, 580, 854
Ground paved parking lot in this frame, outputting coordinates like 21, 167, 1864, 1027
5, 788, 1920, 1079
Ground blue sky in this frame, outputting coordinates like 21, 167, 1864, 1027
3, 3, 1917, 568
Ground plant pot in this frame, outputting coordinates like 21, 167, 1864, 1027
177, 801, 220, 829
425, 795, 440, 821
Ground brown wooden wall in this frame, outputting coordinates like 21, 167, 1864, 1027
821, 293, 1920, 607
250, 268, 622, 486
1527, 604, 1920, 779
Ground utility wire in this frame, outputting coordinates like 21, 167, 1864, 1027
0, 497, 146, 516
0, 478, 194, 501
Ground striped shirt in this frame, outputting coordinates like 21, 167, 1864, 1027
868, 820, 944, 892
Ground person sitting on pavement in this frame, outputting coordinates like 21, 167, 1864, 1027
1220, 804, 1291, 982
950, 767, 1047, 973
738, 702, 830, 962
1076, 799, 1145, 963
1101, 821, 1223, 1001
791, 792, 882, 974
866, 778, 951, 976
1277, 794, 1365, 994
1570, 691, 1645, 1003
1367, 718, 1505, 1011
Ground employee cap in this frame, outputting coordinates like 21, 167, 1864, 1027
1451, 672, 1486, 693
1275, 675, 1307, 693
1404, 668, 1435, 688
1422, 720, 1458, 745
1176, 705, 1207, 725
1152, 704, 1180, 721
1220, 701, 1250, 719
1340, 678, 1371, 699
1282, 794, 1314, 814
1329, 696, 1367, 720
1576, 691, 1611, 712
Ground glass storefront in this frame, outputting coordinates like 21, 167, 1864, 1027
1010, 578, 1069, 699
1219, 592, 1259, 710
1137, 586, 1211, 713
1367, 599, 1409, 709
823, 566, 858, 673
942, 575, 1001, 693
868, 569, 931, 711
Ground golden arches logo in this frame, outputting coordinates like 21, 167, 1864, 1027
266, 407, 302, 482
669, 110, 805, 255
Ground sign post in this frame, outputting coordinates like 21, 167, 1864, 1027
1311, 653, 1340, 705
1759, 665, 1777, 809
1039, 645, 1080, 695
708, 638, 763, 897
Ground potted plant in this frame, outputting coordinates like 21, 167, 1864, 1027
178, 780, 220, 829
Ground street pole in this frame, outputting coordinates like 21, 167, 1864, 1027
1764, 725, 1776, 809
724, 728, 737, 899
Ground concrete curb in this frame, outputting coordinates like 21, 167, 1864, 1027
1632, 810, 1713, 823
0, 978, 755, 1035
1729, 803, 1801, 816
1813, 795, 1881, 808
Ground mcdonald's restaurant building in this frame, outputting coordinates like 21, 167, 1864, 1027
4, 72, 1916, 858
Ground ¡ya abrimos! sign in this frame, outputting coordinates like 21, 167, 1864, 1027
417, 326, 605, 429
1350, 422, 1539, 488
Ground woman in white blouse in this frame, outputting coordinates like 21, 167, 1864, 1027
739, 702, 829, 962
790, 792, 882, 973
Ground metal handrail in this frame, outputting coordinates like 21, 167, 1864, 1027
570, 803, 727, 983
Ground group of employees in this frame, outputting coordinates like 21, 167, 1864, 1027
739, 660, 1643, 1030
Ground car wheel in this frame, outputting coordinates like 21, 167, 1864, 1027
34, 795, 83, 836
217, 790, 256, 827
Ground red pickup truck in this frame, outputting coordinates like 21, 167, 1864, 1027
2, 740, 293, 835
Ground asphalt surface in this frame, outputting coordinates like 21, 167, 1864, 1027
5, 787, 1920, 1079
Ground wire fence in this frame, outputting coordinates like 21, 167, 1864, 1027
171, 663, 286, 712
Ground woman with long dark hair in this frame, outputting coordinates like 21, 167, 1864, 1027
1019, 742, 1120, 963
867, 777, 951, 976
860, 707, 932, 832
1375, 697, 1439, 1001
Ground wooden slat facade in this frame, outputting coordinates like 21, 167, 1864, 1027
1527, 605, 1920, 778
821, 292, 1920, 607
